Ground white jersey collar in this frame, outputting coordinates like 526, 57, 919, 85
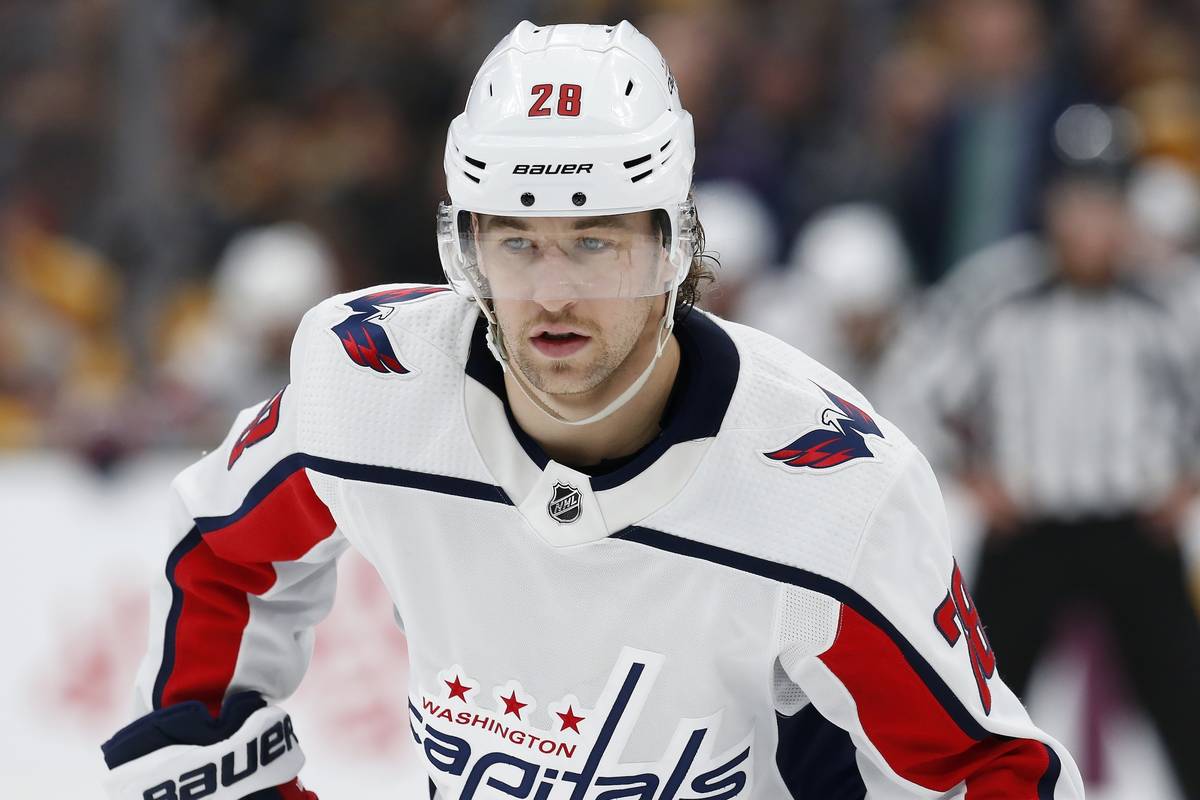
463, 310, 739, 545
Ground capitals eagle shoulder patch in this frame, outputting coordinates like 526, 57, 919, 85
763, 385, 883, 471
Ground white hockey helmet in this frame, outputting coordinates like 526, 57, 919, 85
438, 20, 697, 303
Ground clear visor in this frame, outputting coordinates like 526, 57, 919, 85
458, 211, 676, 300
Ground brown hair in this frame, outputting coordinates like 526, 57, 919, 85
673, 210, 717, 321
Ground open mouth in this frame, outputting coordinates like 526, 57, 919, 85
530, 329, 591, 357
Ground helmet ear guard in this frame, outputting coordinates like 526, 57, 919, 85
436, 204, 480, 298
672, 195, 699, 282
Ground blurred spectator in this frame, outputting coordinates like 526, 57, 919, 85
0, 191, 132, 462
1125, 158, 1200, 334
637, 9, 729, 152
158, 222, 337, 436
1060, 0, 1197, 105
1115, 77, 1200, 408
1125, 81, 1200, 175
650, 2, 864, 257
692, 180, 776, 320
744, 204, 913, 394
933, 167, 1200, 798
896, 0, 1065, 283
840, 36, 953, 205
1126, 158, 1200, 266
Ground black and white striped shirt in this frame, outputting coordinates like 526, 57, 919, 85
938, 277, 1198, 519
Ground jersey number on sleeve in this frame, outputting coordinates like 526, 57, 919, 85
934, 560, 997, 714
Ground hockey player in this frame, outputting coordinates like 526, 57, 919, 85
101, 22, 1083, 799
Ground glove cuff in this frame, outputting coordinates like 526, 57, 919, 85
102, 704, 305, 800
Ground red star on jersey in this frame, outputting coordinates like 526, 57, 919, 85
501, 690, 528, 718
556, 705, 585, 734
445, 675, 471, 702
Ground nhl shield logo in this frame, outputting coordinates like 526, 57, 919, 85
548, 482, 582, 524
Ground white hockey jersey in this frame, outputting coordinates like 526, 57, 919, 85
124, 284, 1083, 799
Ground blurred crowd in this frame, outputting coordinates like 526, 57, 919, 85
5, 0, 1200, 794
2, 0, 1199, 455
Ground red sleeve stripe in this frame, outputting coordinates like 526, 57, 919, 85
610, 526, 1062, 798
820, 604, 1057, 798
153, 452, 510, 713
156, 467, 336, 716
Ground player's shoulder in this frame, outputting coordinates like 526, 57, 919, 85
292, 282, 474, 379
296, 283, 471, 362
287, 283, 483, 467
716, 315, 909, 448
651, 315, 925, 584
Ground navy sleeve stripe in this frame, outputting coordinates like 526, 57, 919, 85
611, 525, 990, 741
153, 525, 202, 710
156, 457, 509, 709
193, 453, 512, 534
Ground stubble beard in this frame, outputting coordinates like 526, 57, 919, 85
500, 300, 656, 398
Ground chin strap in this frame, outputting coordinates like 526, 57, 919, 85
478, 282, 680, 427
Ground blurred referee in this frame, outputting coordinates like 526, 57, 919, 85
938, 164, 1200, 797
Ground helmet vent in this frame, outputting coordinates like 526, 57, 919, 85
623, 153, 652, 169
630, 169, 653, 183
625, 80, 634, 96
488, 83, 493, 97
464, 155, 487, 170
463, 171, 481, 184
659, 140, 672, 152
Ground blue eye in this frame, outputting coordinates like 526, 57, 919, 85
502, 237, 533, 252
578, 237, 612, 252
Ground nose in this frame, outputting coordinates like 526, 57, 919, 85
531, 288, 575, 314
530, 241, 580, 312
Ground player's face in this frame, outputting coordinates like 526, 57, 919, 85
480, 212, 667, 396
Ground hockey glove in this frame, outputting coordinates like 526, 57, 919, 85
101, 691, 316, 799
